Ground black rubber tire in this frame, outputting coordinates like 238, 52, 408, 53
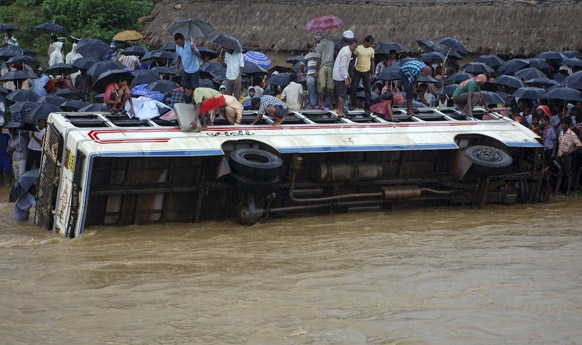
230, 172, 281, 192
229, 148, 283, 178
463, 145, 513, 174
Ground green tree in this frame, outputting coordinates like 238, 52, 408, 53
40, 0, 153, 40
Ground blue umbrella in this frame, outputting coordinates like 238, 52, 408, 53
10, 168, 40, 203
561, 51, 581, 59
476, 54, 505, 69
442, 83, 459, 96
434, 36, 468, 55
561, 57, 582, 67
76, 38, 109, 60
268, 72, 294, 87
497, 59, 529, 75
243, 62, 269, 75
524, 77, 560, 89
131, 69, 160, 85
495, 75, 524, 90
461, 62, 494, 74
419, 51, 446, 63
243, 50, 272, 68
527, 58, 550, 70
481, 91, 505, 106
377, 66, 400, 81
535, 51, 566, 62
446, 72, 473, 84
512, 87, 546, 100
542, 87, 582, 102
375, 42, 405, 53
514, 67, 547, 80
562, 71, 582, 89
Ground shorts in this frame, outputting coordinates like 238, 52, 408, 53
399, 69, 413, 101
556, 155, 573, 177
274, 105, 289, 118
317, 65, 334, 94
334, 80, 348, 99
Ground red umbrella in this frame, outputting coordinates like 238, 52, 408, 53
305, 15, 343, 32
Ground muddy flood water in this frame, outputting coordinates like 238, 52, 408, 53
1, 194, 581, 345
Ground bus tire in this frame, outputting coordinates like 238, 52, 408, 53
464, 145, 513, 174
229, 148, 283, 178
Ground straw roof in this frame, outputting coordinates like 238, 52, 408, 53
141, 0, 582, 56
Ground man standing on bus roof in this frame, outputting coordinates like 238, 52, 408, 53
399, 59, 432, 116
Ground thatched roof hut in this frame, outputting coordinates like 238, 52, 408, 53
141, 0, 582, 56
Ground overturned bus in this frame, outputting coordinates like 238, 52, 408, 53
35, 107, 549, 237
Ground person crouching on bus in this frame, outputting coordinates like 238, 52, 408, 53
104, 77, 136, 117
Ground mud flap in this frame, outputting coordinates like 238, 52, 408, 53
452, 150, 474, 180
174, 103, 201, 132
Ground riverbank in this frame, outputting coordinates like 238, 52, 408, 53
143, 0, 582, 56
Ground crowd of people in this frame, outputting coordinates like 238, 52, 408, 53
2, 26, 582, 200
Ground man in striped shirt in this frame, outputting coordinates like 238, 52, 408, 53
399, 59, 432, 115
250, 95, 289, 125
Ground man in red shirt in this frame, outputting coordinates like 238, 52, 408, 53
104, 77, 135, 116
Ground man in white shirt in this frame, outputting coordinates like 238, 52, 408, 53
332, 38, 358, 117
280, 73, 304, 111
26, 119, 46, 170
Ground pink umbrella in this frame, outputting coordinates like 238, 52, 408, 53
305, 15, 343, 32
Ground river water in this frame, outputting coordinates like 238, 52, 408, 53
1, 195, 581, 345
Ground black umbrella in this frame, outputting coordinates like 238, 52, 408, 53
208, 33, 242, 53
87, 60, 127, 78
6, 89, 41, 102
0, 24, 18, 31
419, 51, 446, 63
497, 59, 529, 75
38, 95, 67, 106
377, 66, 401, 81
167, 18, 215, 39
285, 55, 304, 64
141, 49, 175, 62
481, 91, 505, 106
198, 47, 218, 61
417, 75, 439, 83
78, 103, 110, 112
3, 121, 38, 132
132, 69, 160, 85
45, 62, 77, 76
542, 87, 582, 102
476, 54, 505, 69
200, 62, 225, 79
562, 71, 582, 89
524, 77, 560, 89
35, 23, 69, 36
512, 87, 546, 100
9, 100, 38, 113
561, 51, 581, 59
76, 38, 109, 60
447, 72, 473, 84
561, 57, 582, 67
0, 86, 9, 96
93, 69, 134, 93
0, 70, 34, 82
159, 43, 176, 51
416, 39, 440, 52
150, 66, 175, 75
9, 168, 39, 203
27, 102, 62, 121
527, 58, 550, 70
53, 88, 81, 100
461, 62, 494, 74
146, 79, 179, 93
6, 55, 39, 67
72, 57, 98, 70
375, 42, 405, 54
60, 99, 90, 111
442, 83, 460, 96
495, 75, 524, 89
434, 36, 468, 55
268, 72, 294, 87
122, 46, 149, 57
535, 51, 565, 62
0, 46, 24, 59
243, 62, 269, 75
514, 67, 547, 81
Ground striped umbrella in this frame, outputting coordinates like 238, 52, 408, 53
243, 51, 272, 68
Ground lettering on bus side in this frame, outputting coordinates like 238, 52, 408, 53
206, 130, 255, 137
